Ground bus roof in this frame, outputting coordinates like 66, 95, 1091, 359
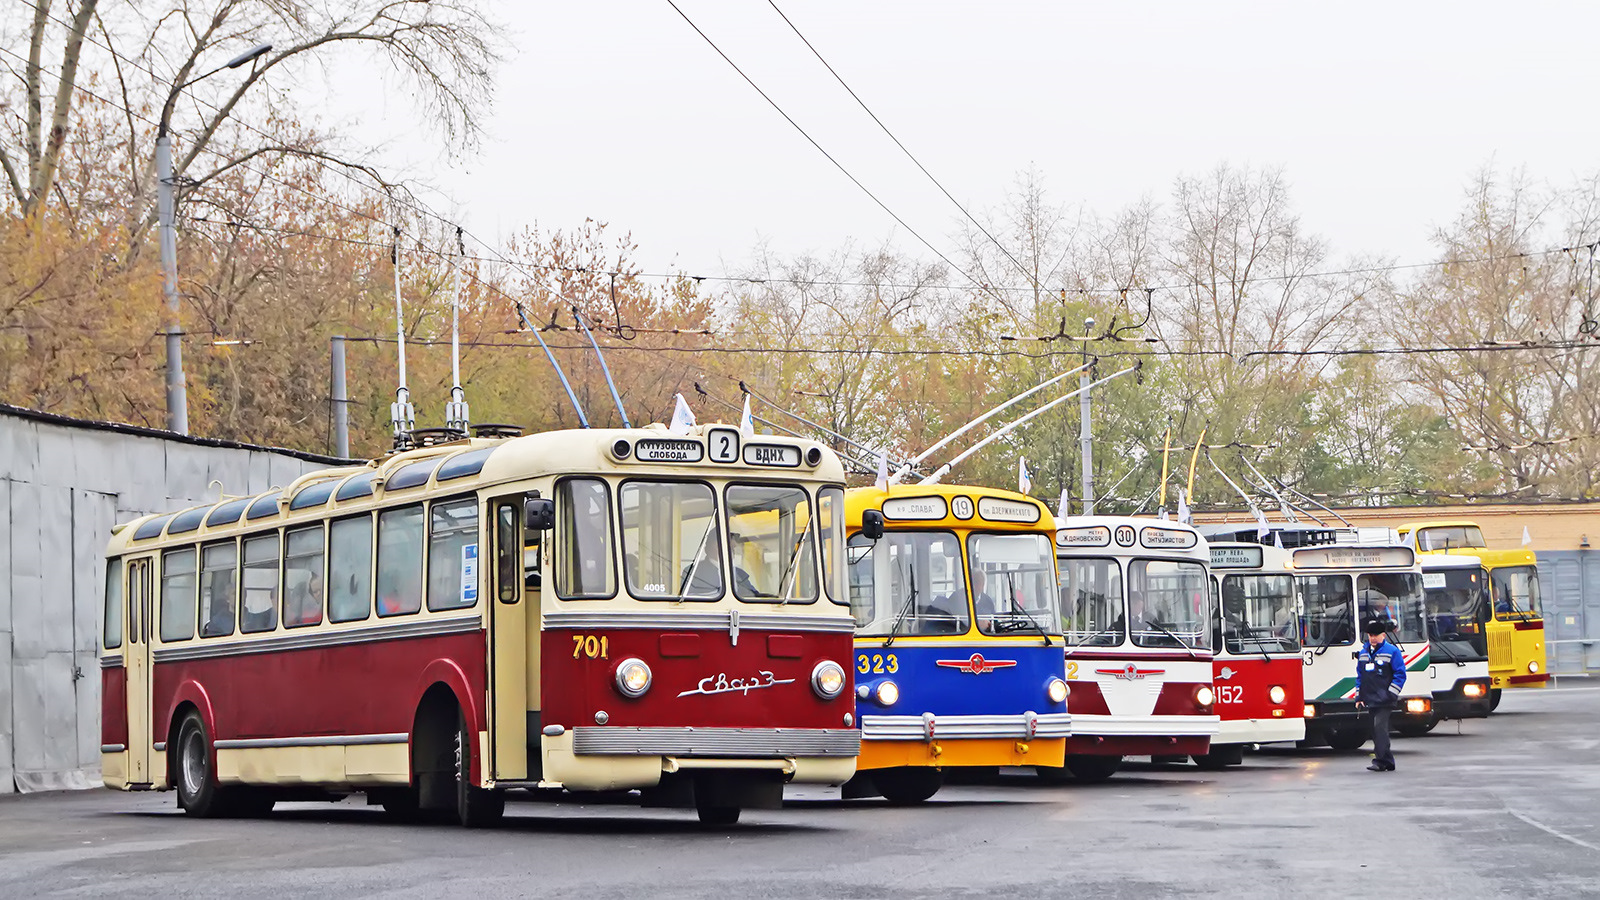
109, 423, 844, 553
845, 484, 1054, 532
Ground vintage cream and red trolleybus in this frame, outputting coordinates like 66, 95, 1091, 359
99, 424, 859, 826
1048, 517, 1218, 781
1203, 541, 1306, 766
842, 485, 1068, 802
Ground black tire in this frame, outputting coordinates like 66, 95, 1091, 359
696, 804, 741, 826
174, 712, 226, 817
1324, 728, 1369, 752
373, 787, 427, 822
1192, 745, 1245, 770
454, 711, 505, 828
1489, 688, 1503, 712
871, 767, 943, 804
1064, 755, 1122, 783
1149, 754, 1187, 766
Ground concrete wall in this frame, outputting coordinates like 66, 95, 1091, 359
0, 405, 344, 793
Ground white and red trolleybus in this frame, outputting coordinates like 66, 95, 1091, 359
1203, 542, 1306, 766
1047, 517, 1219, 781
99, 425, 859, 826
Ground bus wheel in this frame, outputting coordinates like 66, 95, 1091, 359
1324, 729, 1368, 752
1489, 689, 1502, 712
696, 803, 741, 826
1192, 745, 1244, 770
453, 711, 505, 828
872, 768, 943, 804
1064, 755, 1122, 783
174, 712, 224, 817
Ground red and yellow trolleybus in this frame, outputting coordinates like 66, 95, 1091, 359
100, 425, 858, 826
1204, 542, 1306, 766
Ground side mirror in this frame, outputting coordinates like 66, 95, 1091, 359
525, 497, 555, 532
860, 509, 885, 541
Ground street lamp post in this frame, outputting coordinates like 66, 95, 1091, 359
158, 42, 272, 435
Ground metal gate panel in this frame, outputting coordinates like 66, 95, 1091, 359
1540, 552, 1595, 674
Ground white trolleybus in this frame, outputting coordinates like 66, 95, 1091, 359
1204, 541, 1307, 765
1049, 517, 1219, 781
100, 424, 859, 827
1202, 525, 1433, 751
1408, 555, 1492, 734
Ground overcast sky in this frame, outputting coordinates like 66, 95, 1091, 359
332, 1, 1598, 285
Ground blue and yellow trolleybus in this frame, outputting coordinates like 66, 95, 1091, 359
842, 485, 1069, 803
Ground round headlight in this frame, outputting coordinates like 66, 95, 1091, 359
1528, 661, 1539, 673
1047, 678, 1069, 704
811, 660, 846, 699
874, 680, 900, 706
614, 658, 652, 698
1195, 686, 1215, 708
1463, 683, 1484, 698
1269, 685, 1287, 705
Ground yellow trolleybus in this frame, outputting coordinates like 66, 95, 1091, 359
1396, 521, 1548, 708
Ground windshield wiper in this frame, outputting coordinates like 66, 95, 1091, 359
1312, 597, 1355, 656
883, 563, 919, 648
1069, 625, 1118, 648
1428, 626, 1464, 666
775, 525, 812, 605
1144, 618, 1201, 660
675, 519, 720, 601
991, 571, 1052, 646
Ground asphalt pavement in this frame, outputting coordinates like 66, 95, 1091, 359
3, 685, 1598, 899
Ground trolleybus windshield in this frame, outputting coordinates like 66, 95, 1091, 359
1298, 575, 1354, 648
1416, 525, 1486, 550
848, 531, 968, 637
1423, 567, 1488, 657
1219, 573, 1299, 654
725, 484, 819, 603
1060, 557, 1121, 646
1357, 572, 1426, 643
619, 480, 723, 601
967, 533, 1060, 638
1490, 565, 1542, 619
1129, 559, 1210, 651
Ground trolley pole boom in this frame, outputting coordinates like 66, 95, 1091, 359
888, 362, 1091, 485
920, 362, 1140, 485
740, 381, 906, 470
390, 227, 415, 444
1079, 318, 1095, 515
444, 228, 470, 434
573, 304, 631, 428
514, 303, 589, 428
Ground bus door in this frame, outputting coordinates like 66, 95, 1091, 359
125, 557, 155, 785
487, 495, 530, 780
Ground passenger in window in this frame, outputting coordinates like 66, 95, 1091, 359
204, 580, 235, 637
379, 564, 422, 615
970, 568, 998, 619
287, 569, 324, 626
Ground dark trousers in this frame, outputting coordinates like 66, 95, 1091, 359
1371, 706, 1394, 768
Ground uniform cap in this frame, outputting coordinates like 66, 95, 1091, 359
1363, 618, 1390, 636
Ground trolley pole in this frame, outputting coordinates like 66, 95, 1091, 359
331, 334, 350, 458
1079, 317, 1095, 515
158, 134, 187, 435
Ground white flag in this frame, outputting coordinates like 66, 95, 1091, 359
1177, 488, 1191, 525
669, 393, 696, 435
1018, 457, 1033, 495
1254, 506, 1270, 543
1057, 489, 1070, 519
874, 449, 889, 490
1523, 526, 1532, 547
738, 394, 754, 437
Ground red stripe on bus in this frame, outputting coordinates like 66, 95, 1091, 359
1508, 673, 1549, 684
1514, 621, 1544, 631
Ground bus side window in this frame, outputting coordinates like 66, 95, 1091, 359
159, 548, 197, 642
377, 505, 425, 617
283, 525, 326, 628
103, 557, 123, 650
428, 498, 480, 612
199, 542, 239, 638
329, 515, 374, 623
241, 534, 280, 633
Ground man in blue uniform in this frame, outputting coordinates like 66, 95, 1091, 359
1355, 618, 1406, 771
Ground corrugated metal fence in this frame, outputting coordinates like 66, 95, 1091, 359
0, 405, 344, 793
1538, 550, 1600, 675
